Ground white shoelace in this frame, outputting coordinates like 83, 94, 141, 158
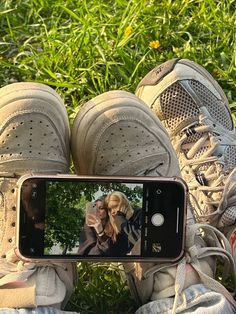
143, 223, 236, 313
174, 114, 236, 226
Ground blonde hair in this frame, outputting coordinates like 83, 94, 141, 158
106, 191, 134, 238
96, 197, 116, 242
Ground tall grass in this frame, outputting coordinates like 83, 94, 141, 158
0, 0, 236, 312
0, 0, 235, 121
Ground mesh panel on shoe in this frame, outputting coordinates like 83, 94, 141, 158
221, 207, 236, 226
224, 146, 236, 170
159, 82, 199, 131
189, 80, 232, 130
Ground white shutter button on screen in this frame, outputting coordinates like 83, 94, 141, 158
151, 213, 164, 226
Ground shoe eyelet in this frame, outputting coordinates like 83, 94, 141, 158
11, 222, 15, 227
12, 206, 16, 211
8, 238, 12, 243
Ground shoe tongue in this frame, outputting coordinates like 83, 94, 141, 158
181, 123, 225, 180
181, 124, 225, 213
181, 123, 208, 158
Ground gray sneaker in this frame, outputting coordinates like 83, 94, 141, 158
0, 82, 70, 175
0, 82, 75, 308
136, 59, 236, 235
71, 90, 236, 311
71, 90, 179, 177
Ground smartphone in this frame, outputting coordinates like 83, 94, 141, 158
85, 202, 97, 226
16, 174, 187, 262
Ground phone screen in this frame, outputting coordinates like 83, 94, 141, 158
18, 176, 186, 261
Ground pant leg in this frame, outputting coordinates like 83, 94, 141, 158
0, 308, 79, 314
135, 284, 236, 314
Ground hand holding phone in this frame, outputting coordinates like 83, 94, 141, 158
86, 215, 103, 235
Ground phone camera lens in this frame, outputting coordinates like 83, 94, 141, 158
31, 190, 37, 199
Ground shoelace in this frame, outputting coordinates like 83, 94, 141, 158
174, 114, 235, 226
143, 223, 236, 314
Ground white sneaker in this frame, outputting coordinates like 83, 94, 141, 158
71, 90, 236, 311
0, 83, 76, 308
136, 59, 236, 262
71, 90, 179, 177
0, 82, 70, 175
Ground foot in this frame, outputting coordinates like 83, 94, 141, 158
71, 90, 180, 177
0, 82, 75, 308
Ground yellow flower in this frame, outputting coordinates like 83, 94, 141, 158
124, 25, 133, 37
149, 40, 161, 49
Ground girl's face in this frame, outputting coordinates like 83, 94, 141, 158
108, 198, 120, 217
96, 200, 107, 220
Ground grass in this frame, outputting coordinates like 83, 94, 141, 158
0, 0, 236, 312
66, 262, 137, 314
1, 0, 235, 121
